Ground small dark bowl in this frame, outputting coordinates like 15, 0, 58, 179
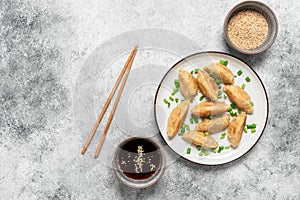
224, 1, 278, 54
112, 136, 166, 188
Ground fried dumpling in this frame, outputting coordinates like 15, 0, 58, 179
203, 62, 234, 85
195, 114, 230, 134
190, 101, 230, 117
182, 130, 218, 148
223, 85, 254, 114
167, 100, 190, 138
178, 69, 198, 101
228, 113, 247, 148
196, 70, 218, 101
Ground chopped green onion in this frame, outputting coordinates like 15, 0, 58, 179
199, 152, 203, 156
221, 132, 226, 137
171, 88, 179, 95
205, 131, 209, 136
174, 79, 180, 88
190, 70, 194, 74
251, 128, 256, 133
250, 101, 254, 106
234, 75, 237, 78
163, 98, 170, 106
244, 127, 248, 133
194, 118, 199, 123
241, 84, 246, 89
218, 85, 221, 89
217, 146, 224, 153
208, 115, 212, 119
230, 103, 237, 109
246, 124, 257, 129
229, 111, 237, 117
186, 148, 191, 154
245, 76, 251, 82
190, 118, 193, 124
209, 72, 215, 77
204, 150, 209, 156
237, 70, 243, 76
218, 91, 222, 96
199, 95, 205, 101
224, 146, 230, 149
186, 125, 190, 131
169, 96, 174, 101
194, 68, 199, 74
238, 109, 242, 114
219, 60, 228, 66
227, 106, 232, 112
175, 98, 179, 103
211, 148, 217, 153
215, 79, 221, 84
196, 146, 202, 151
224, 95, 227, 99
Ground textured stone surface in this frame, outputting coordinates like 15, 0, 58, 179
0, 0, 299, 199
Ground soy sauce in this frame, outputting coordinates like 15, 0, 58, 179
117, 138, 161, 180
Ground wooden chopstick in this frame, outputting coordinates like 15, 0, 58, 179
81, 46, 138, 155
94, 46, 138, 158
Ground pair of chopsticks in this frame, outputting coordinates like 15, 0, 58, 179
81, 46, 138, 158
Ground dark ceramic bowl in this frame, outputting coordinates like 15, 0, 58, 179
112, 136, 166, 188
224, 1, 278, 54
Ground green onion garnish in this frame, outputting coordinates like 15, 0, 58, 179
174, 79, 180, 88
199, 152, 203, 156
238, 109, 242, 114
230, 103, 237, 109
169, 96, 174, 101
217, 146, 224, 153
208, 115, 212, 119
211, 148, 217, 153
246, 124, 257, 129
205, 131, 209, 136
186, 148, 191, 154
186, 125, 190, 131
209, 72, 215, 77
215, 79, 221, 84
250, 101, 254, 106
194, 117, 199, 123
199, 95, 204, 101
219, 60, 228, 66
204, 150, 209, 156
224, 95, 227, 99
224, 146, 230, 149
245, 76, 251, 82
229, 111, 237, 117
194, 68, 199, 74
237, 70, 243, 76
163, 98, 170, 107
171, 88, 179, 95
197, 146, 202, 151
251, 129, 256, 133
218, 91, 222, 96
244, 127, 248, 133
227, 106, 232, 112
190, 70, 194, 74
241, 83, 246, 89
190, 118, 193, 124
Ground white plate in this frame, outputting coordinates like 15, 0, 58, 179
154, 52, 268, 165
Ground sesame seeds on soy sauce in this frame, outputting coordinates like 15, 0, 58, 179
118, 138, 161, 180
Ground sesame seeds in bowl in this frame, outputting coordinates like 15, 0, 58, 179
224, 1, 278, 54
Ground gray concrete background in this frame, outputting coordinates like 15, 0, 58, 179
0, 0, 299, 199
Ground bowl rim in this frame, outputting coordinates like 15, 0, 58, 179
224, 0, 278, 54
112, 136, 166, 189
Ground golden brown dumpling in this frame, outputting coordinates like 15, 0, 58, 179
196, 70, 218, 101
190, 101, 230, 117
203, 62, 234, 85
178, 69, 198, 101
167, 100, 190, 138
182, 130, 218, 148
228, 113, 247, 148
223, 85, 254, 114
195, 114, 230, 133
